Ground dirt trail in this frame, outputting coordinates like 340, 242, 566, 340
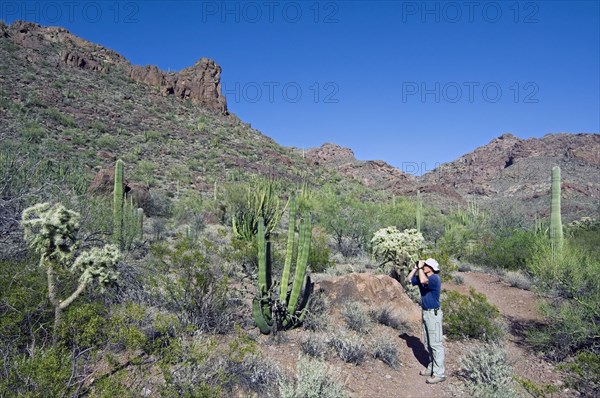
442, 271, 572, 396
260, 271, 575, 398
376, 270, 571, 398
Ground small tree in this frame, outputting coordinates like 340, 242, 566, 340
371, 227, 424, 289
21, 203, 120, 338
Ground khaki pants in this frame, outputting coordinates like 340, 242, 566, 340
422, 309, 446, 378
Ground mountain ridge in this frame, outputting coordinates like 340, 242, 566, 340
1, 20, 598, 220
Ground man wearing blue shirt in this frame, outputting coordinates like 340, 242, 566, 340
406, 258, 446, 384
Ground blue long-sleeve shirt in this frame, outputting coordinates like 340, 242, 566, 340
411, 273, 441, 309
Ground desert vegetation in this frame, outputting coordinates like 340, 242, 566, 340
0, 21, 598, 397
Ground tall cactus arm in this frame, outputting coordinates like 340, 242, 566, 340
257, 217, 268, 293
287, 214, 311, 315
280, 196, 297, 302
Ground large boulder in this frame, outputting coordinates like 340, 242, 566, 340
89, 167, 116, 194
317, 272, 422, 325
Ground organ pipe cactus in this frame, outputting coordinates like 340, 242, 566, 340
253, 197, 313, 334
232, 178, 287, 241
550, 166, 563, 255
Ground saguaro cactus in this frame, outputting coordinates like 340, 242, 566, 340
416, 190, 422, 232
253, 197, 313, 334
113, 159, 124, 247
550, 166, 563, 254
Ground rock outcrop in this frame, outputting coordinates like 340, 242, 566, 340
1, 20, 227, 114
318, 272, 421, 325
421, 133, 600, 218
128, 59, 227, 113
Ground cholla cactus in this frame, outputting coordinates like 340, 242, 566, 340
72, 245, 120, 290
371, 227, 424, 287
371, 227, 424, 266
21, 203, 120, 338
22, 202, 80, 264
566, 216, 599, 232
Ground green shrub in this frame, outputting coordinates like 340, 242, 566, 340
474, 229, 546, 270
371, 337, 400, 368
308, 228, 333, 272
443, 288, 503, 342
22, 121, 46, 143
0, 346, 75, 397
525, 240, 599, 363
316, 187, 377, 257
503, 271, 531, 290
173, 190, 205, 240
132, 160, 158, 186
108, 302, 149, 351
151, 238, 231, 333
300, 334, 328, 359
369, 307, 410, 333
279, 355, 347, 398
328, 332, 367, 365
0, 258, 52, 350
45, 107, 76, 127
90, 121, 107, 133
96, 133, 118, 150
142, 130, 163, 143
515, 376, 560, 398
59, 303, 108, 349
341, 301, 372, 334
457, 343, 519, 398
559, 351, 600, 396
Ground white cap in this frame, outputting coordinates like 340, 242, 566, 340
424, 258, 440, 272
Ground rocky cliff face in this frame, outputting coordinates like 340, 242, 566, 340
128, 59, 227, 113
1, 20, 227, 114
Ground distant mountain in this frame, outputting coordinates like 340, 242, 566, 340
421, 133, 599, 219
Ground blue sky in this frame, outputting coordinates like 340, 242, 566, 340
2, 1, 599, 174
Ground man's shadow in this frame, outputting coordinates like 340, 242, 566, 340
399, 333, 429, 367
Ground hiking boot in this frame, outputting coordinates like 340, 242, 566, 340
426, 375, 446, 384
419, 369, 432, 377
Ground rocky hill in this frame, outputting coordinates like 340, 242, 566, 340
1, 20, 597, 222
304, 133, 600, 220
421, 133, 600, 219
0, 20, 343, 197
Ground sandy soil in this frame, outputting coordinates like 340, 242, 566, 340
258, 270, 579, 398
